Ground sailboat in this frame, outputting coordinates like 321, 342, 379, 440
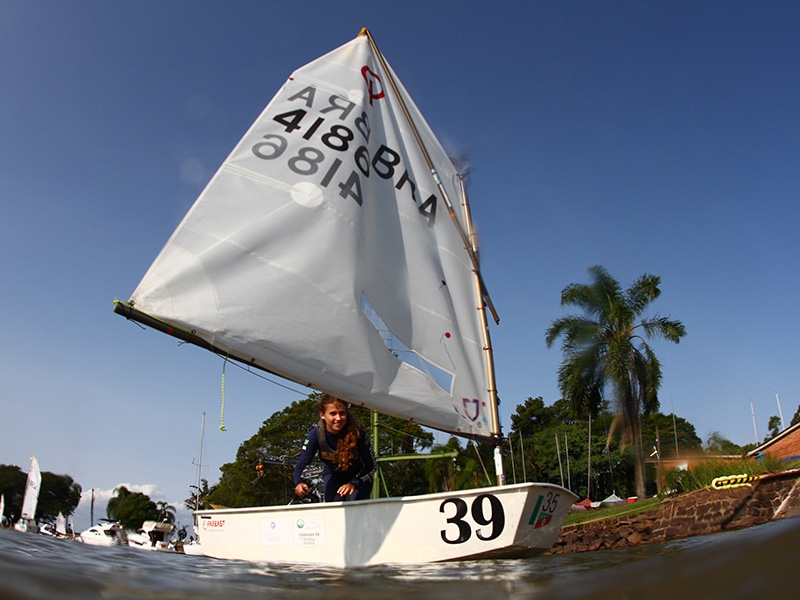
181, 412, 205, 556
14, 456, 41, 533
39, 512, 68, 538
114, 29, 575, 567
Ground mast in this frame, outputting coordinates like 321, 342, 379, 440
361, 29, 505, 484
775, 392, 785, 431
587, 413, 592, 500
671, 397, 679, 458
193, 412, 206, 510
459, 175, 504, 484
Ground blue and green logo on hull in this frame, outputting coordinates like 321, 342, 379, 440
528, 494, 555, 529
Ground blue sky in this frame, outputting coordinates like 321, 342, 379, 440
2, 1, 799, 527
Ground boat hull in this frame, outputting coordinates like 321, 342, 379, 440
79, 523, 126, 547
127, 520, 175, 551
195, 482, 576, 567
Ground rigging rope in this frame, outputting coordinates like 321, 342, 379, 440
219, 356, 228, 431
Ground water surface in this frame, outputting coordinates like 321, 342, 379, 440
1, 517, 797, 599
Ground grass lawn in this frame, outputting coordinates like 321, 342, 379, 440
565, 496, 661, 526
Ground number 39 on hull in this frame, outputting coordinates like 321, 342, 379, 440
194, 482, 575, 567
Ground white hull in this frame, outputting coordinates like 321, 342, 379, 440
127, 520, 175, 551
80, 523, 126, 547
127, 534, 173, 551
181, 541, 204, 556
195, 482, 575, 567
13, 519, 39, 534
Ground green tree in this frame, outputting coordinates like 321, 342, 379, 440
705, 431, 745, 456
0, 464, 26, 523
545, 266, 686, 499
208, 397, 320, 508
0, 465, 81, 525
423, 436, 497, 493
368, 409, 434, 497
507, 396, 635, 500
510, 397, 557, 436
185, 478, 214, 511
791, 404, 800, 427
641, 412, 703, 459
765, 415, 782, 442
208, 394, 437, 507
424, 437, 462, 492
155, 501, 176, 524
106, 486, 160, 529
37, 473, 82, 525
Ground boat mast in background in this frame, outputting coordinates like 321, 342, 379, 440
192, 412, 206, 510
775, 392, 785, 431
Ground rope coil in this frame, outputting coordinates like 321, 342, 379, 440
711, 473, 760, 489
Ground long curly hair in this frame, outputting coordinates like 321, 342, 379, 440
317, 394, 360, 471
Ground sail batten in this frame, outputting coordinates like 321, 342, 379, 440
119, 32, 498, 440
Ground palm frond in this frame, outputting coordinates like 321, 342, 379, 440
640, 315, 686, 342
626, 273, 661, 314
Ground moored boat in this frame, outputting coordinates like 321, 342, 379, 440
181, 539, 203, 556
127, 520, 175, 551
39, 513, 69, 539
13, 457, 41, 534
79, 520, 126, 547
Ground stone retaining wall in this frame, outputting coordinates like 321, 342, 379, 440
547, 468, 800, 554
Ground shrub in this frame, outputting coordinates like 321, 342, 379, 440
663, 456, 795, 495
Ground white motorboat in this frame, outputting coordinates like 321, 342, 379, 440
79, 520, 126, 547
181, 539, 203, 556
127, 520, 175, 551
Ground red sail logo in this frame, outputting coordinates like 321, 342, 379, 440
361, 66, 385, 105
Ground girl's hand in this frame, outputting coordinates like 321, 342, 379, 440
337, 483, 355, 497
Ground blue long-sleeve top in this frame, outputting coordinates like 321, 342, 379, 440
293, 424, 376, 494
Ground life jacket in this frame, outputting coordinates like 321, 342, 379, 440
317, 420, 337, 462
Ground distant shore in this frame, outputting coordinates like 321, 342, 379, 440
547, 468, 800, 554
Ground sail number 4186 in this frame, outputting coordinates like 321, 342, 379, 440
439, 494, 505, 544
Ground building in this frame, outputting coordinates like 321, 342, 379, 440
747, 421, 800, 462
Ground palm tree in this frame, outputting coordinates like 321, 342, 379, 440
155, 501, 176, 524
545, 266, 685, 499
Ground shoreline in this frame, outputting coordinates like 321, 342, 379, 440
547, 468, 800, 554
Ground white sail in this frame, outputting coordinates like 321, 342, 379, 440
123, 33, 494, 439
20, 456, 41, 521
0, 493, 5, 525
56, 512, 67, 536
